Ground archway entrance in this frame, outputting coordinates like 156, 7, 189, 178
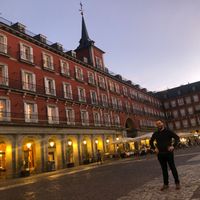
125, 118, 137, 138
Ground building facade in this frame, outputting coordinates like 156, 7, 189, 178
0, 16, 164, 178
156, 82, 200, 133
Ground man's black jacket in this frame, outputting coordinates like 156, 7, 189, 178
150, 128, 180, 153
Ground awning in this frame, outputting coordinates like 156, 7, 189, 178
112, 137, 135, 144
177, 132, 193, 137
131, 132, 153, 141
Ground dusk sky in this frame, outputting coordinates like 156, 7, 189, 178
1, 0, 200, 92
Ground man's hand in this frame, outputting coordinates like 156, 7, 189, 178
168, 146, 174, 152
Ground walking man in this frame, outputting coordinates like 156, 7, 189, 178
150, 120, 180, 191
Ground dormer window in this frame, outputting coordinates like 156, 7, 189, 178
83, 57, 88, 63
95, 57, 102, 69
42, 52, 54, 70
0, 34, 7, 54
20, 43, 34, 63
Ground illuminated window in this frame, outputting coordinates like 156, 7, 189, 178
22, 70, 36, 91
180, 108, 186, 117
177, 98, 184, 106
60, 60, 70, 77
42, 52, 54, 70
188, 107, 194, 115
190, 118, 196, 127
0, 98, 10, 121
44, 77, 56, 96
0, 64, 8, 86
24, 102, 38, 123
47, 105, 59, 124
182, 119, 188, 128
0, 34, 7, 54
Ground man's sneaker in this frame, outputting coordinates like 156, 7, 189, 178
175, 183, 181, 190
160, 185, 169, 191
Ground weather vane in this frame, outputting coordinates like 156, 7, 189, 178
79, 2, 84, 16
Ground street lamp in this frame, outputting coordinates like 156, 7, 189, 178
83, 140, 87, 145
26, 143, 32, 149
68, 141, 72, 146
49, 141, 55, 148
95, 140, 98, 144
106, 139, 110, 144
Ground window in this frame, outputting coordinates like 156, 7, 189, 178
0, 63, 8, 86
88, 71, 95, 85
24, 102, 38, 123
95, 57, 102, 69
188, 107, 194, 115
172, 110, 178, 118
20, 42, 34, 63
123, 86, 128, 96
195, 104, 200, 112
63, 83, 73, 99
0, 97, 10, 121
171, 100, 176, 108
114, 115, 120, 127
44, 77, 56, 96
93, 112, 101, 126
22, 70, 36, 91
109, 81, 115, 92
78, 87, 86, 102
101, 94, 108, 107
47, 105, 59, 124
117, 99, 123, 110
168, 122, 174, 130
98, 76, 106, 89
190, 118, 196, 127
115, 83, 120, 94
177, 98, 184, 106
182, 119, 188, 128
66, 108, 75, 125
180, 108, 186, 117
60, 60, 70, 77
0, 34, 7, 54
175, 121, 181, 129
104, 113, 111, 127
81, 110, 89, 126
42, 52, 54, 70
193, 95, 199, 102
90, 90, 98, 105
185, 96, 191, 104
111, 96, 118, 109
75, 66, 84, 81
125, 101, 131, 112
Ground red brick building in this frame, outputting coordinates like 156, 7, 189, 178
0, 15, 166, 178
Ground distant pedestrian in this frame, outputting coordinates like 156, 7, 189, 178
96, 150, 102, 164
150, 120, 180, 191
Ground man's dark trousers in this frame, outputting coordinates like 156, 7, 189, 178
157, 152, 180, 185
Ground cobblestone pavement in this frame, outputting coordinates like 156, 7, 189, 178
117, 155, 200, 200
